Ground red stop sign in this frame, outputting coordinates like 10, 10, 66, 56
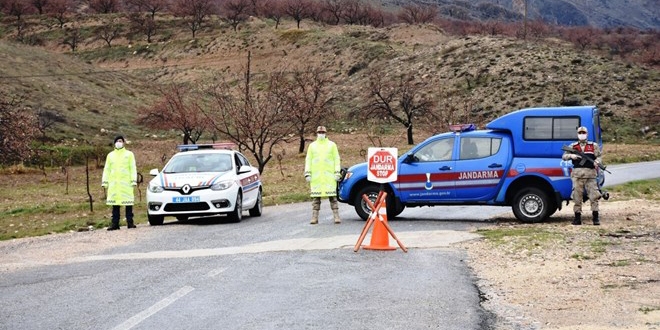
368, 148, 397, 183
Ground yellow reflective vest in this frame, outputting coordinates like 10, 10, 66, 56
102, 147, 137, 206
304, 138, 340, 198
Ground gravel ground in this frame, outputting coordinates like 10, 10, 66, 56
458, 199, 660, 330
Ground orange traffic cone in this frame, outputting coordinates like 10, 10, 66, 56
364, 199, 396, 251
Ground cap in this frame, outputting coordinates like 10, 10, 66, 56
114, 135, 125, 143
316, 126, 327, 133
577, 126, 588, 133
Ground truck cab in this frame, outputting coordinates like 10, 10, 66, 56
337, 106, 604, 223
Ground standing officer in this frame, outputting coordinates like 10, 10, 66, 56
102, 135, 138, 230
304, 126, 342, 224
562, 126, 603, 225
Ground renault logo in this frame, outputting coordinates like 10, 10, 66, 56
181, 184, 191, 194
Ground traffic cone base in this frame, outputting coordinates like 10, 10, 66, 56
363, 202, 396, 251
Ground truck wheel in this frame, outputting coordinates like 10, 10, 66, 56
353, 185, 398, 221
148, 214, 164, 226
512, 187, 550, 223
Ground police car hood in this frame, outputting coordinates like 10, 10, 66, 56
152, 171, 232, 188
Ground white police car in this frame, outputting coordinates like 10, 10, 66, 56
146, 143, 262, 225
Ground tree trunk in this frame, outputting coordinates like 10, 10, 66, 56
298, 135, 305, 154
407, 124, 414, 145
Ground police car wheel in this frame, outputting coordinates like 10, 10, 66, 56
148, 214, 164, 226
512, 187, 550, 223
249, 189, 263, 217
228, 193, 243, 223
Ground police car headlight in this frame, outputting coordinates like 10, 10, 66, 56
148, 184, 164, 193
211, 180, 234, 191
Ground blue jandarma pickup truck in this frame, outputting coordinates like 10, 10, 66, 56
337, 106, 604, 223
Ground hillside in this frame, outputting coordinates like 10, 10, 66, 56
0, 41, 160, 142
417, 0, 660, 30
2, 19, 659, 144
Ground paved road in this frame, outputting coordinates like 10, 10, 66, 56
1, 161, 658, 330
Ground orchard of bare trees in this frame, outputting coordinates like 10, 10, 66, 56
1, 0, 658, 65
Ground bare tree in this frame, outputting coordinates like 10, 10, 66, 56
0, 92, 39, 165
173, 0, 215, 38
272, 66, 335, 153
262, 0, 285, 28
88, 0, 120, 13
124, 0, 168, 19
397, 4, 436, 24
203, 54, 294, 173
222, 0, 250, 32
321, 0, 343, 24
96, 17, 123, 46
283, 0, 309, 29
137, 84, 208, 144
61, 24, 81, 52
4, 0, 35, 21
363, 70, 434, 145
30, 0, 48, 14
45, 0, 72, 28
128, 12, 157, 42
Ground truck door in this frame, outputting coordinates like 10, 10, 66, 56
454, 136, 509, 200
397, 137, 456, 202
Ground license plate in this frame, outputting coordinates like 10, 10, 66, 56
172, 196, 201, 203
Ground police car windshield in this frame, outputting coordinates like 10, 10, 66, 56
163, 153, 233, 173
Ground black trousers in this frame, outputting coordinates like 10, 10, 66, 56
111, 205, 134, 225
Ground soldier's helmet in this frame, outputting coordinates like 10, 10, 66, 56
577, 126, 588, 133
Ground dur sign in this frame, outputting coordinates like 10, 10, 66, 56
367, 147, 398, 183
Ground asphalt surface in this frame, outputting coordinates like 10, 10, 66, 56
1, 160, 658, 330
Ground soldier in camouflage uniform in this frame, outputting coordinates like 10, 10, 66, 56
562, 126, 603, 225
304, 126, 342, 224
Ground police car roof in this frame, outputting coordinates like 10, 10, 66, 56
176, 143, 237, 152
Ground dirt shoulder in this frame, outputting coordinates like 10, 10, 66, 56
458, 199, 660, 330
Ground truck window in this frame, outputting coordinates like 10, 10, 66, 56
524, 117, 580, 140
415, 138, 454, 162
460, 138, 502, 160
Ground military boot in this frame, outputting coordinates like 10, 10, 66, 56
310, 210, 319, 225
592, 211, 600, 226
572, 212, 582, 225
330, 198, 341, 224
127, 220, 136, 229
332, 209, 341, 224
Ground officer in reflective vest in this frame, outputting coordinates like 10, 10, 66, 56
102, 135, 138, 230
304, 126, 342, 224
562, 126, 603, 225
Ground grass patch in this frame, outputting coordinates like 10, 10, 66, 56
606, 178, 660, 200
639, 306, 660, 314
476, 227, 563, 251
571, 253, 597, 260
607, 259, 630, 267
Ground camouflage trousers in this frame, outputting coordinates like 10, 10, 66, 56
312, 197, 339, 211
571, 176, 600, 213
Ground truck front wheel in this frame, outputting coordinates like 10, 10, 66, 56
512, 187, 550, 223
354, 185, 401, 221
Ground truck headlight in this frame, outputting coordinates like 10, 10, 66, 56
211, 180, 234, 191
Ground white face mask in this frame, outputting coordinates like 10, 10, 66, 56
115, 142, 124, 149
317, 134, 326, 140
577, 134, 587, 141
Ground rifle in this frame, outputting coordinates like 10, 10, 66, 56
561, 145, 611, 174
